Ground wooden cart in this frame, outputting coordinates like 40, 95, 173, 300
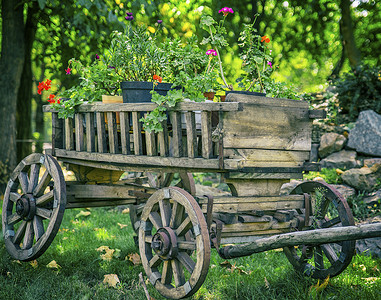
2, 93, 381, 299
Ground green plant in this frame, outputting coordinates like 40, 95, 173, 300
331, 64, 381, 122
304, 168, 343, 184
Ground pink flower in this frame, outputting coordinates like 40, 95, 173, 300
206, 49, 217, 56
65, 68, 71, 75
267, 61, 272, 68
218, 7, 234, 16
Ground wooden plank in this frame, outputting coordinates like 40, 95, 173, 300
220, 228, 290, 238
85, 113, 95, 152
170, 112, 182, 157
185, 112, 197, 158
66, 199, 136, 209
223, 104, 312, 151
201, 201, 304, 213
120, 112, 131, 155
75, 113, 84, 151
225, 93, 309, 108
201, 111, 212, 158
107, 112, 118, 154
221, 220, 296, 233
198, 195, 305, 204
132, 112, 143, 155
225, 179, 289, 196
66, 184, 140, 199
226, 172, 303, 179
64, 118, 74, 150
158, 121, 169, 157
96, 112, 107, 153
43, 102, 242, 113
145, 131, 157, 156
51, 113, 63, 153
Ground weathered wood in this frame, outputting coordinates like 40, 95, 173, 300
225, 179, 289, 196
185, 112, 197, 158
96, 112, 107, 153
64, 118, 74, 150
119, 112, 131, 155
66, 199, 135, 209
132, 112, 143, 155
170, 112, 182, 157
238, 215, 273, 223
273, 210, 296, 222
145, 130, 157, 156
43, 101, 242, 113
220, 223, 381, 259
85, 113, 95, 152
221, 220, 296, 233
158, 121, 169, 157
66, 183, 145, 199
201, 111, 212, 159
51, 113, 63, 154
67, 165, 124, 183
107, 112, 118, 154
225, 93, 309, 108
220, 228, 290, 238
198, 195, 305, 204
226, 172, 303, 180
75, 113, 84, 151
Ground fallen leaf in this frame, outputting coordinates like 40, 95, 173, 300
359, 264, 367, 272
29, 260, 38, 269
96, 246, 120, 261
75, 210, 91, 218
103, 274, 120, 288
122, 208, 130, 214
264, 277, 270, 289
372, 265, 379, 273
309, 276, 330, 294
12, 260, 22, 265
117, 222, 128, 229
46, 260, 61, 270
127, 253, 141, 265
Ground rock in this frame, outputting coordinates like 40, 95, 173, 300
347, 110, 381, 157
320, 150, 358, 170
356, 216, 381, 259
318, 132, 347, 158
363, 189, 381, 206
331, 184, 357, 199
279, 180, 303, 196
195, 184, 231, 197
363, 158, 381, 168
341, 164, 381, 192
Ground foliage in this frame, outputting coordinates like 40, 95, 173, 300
304, 168, 343, 184
331, 64, 381, 122
346, 192, 381, 221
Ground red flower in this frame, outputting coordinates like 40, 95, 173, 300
261, 36, 270, 43
48, 94, 55, 104
66, 68, 72, 75
153, 74, 162, 83
37, 79, 52, 94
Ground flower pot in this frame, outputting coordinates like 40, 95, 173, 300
102, 95, 123, 124
225, 90, 266, 97
120, 81, 174, 103
203, 91, 216, 101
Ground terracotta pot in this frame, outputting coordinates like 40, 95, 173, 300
102, 95, 123, 124
203, 91, 215, 101
219, 95, 226, 102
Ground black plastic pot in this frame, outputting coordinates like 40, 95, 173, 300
225, 90, 266, 97
120, 81, 174, 103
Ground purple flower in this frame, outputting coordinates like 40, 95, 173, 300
126, 12, 133, 16
267, 61, 272, 68
108, 66, 116, 69
157, 20, 163, 24
218, 7, 234, 16
206, 49, 217, 56
95, 54, 100, 60
125, 16, 134, 21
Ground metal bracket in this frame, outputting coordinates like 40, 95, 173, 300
5, 230, 15, 239
39, 155, 45, 165
193, 224, 201, 237
183, 281, 192, 295
205, 194, 214, 233
149, 272, 162, 286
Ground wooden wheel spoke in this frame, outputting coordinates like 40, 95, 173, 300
178, 241, 196, 251
159, 199, 171, 227
35, 190, 54, 206
149, 254, 162, 268
7, 213, 22, 226
18, 172, 29, 194
13, 221, 27, 244
144, 235, 153, 244
177, 252, 196, 274
35, 207, 52, 220
33, 170, 52, 197
171, 259, 185, 287
9, 192, 21, 203
33, 215, 45, 242
149, 212, 163, 230
23, 221, 34, 249
175, 216, 192, 237
321, 244, 339, 264
161, 260, 173, 285
314, 246, 324, 270
169, 202, 185, 228
322, 217, 341, 228
27, 164, 41, 194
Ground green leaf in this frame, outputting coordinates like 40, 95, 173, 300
37, 0, 46, 10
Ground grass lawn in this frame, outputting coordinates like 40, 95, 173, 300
1, 206, 380, 300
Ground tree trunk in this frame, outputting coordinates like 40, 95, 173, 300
340, 0, 362, 68
0, 0, 25, 192
16, 4, 39, 163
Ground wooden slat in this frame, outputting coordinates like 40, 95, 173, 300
120, 112, 131, 155
185, 112, 197, 158
85, 113, 95, 152
170, 112, 182, 157
64, 118, 74, 150
107, 112, 118, 154
66, 199, 136, 209
225, 93, 309, 108
201, 111, 212, 158
51, 113, 63, 152
132, 112, 142, 155
43, 102, 242, 113
145, 131, 157, 156
75, 113, 84, 151
198, 195, 305, 204
96, 112, 107, 153
158, 121, 169, 157
66, 184, 144, 199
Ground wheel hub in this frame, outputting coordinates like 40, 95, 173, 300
151, 227, 178, 260
16, 194, 36, 221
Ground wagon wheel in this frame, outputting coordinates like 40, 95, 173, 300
2, 153, 66, 261
283, 181, 355, 279
130, 171, 195, 234
139, 187, 210, 299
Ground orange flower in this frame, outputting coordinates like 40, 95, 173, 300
153, 74, 162, 83
261, 35, 270, 43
